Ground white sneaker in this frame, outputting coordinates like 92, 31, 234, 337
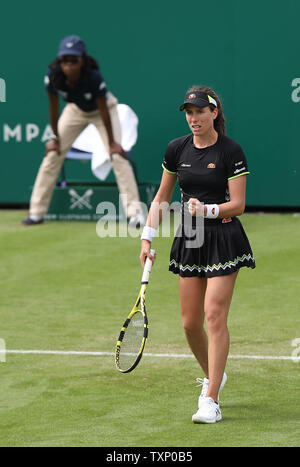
192, 397, 222, 424
196, 372, 227, 402
196, 377, 209, 399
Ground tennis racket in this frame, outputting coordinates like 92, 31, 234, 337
115, 249, 155, 373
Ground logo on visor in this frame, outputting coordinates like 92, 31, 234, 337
189, 93, 196, 99
207, 163, 216, 168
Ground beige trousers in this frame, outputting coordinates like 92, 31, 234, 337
30, 93, 142, 218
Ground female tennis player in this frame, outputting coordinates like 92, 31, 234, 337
140, 85, 255, 424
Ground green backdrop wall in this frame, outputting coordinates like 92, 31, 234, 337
1, 0, 300, 206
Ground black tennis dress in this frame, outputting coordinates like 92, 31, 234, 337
162, 133, 256, 278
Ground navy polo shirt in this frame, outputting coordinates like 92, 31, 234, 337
44, 68, 108, 112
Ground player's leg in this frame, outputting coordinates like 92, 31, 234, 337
204, 271, 238, 401
191, 272, 237, 423
179, 276, 208, 376
27, 104, 87, 221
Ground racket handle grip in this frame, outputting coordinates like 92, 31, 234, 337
141, 249, 155, 284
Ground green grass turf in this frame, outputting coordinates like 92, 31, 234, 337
0, 210, 299, 447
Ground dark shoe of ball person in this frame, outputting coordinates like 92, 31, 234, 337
21, 216, 44, 226
128, 214, 145, 229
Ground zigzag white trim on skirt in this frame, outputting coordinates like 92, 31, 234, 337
170, 253, 255, 273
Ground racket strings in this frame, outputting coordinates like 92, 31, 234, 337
118, 311, 146, 370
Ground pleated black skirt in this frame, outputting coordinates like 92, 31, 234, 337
169, 216, 255, 278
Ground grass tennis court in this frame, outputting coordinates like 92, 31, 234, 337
0, 210, 299, 447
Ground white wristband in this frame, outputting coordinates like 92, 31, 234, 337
141, 226, 158, 243
204, 204, 219, 219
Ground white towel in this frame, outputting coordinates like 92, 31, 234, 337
70, 104, 139, 181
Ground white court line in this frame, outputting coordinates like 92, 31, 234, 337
3, 349, 300, 361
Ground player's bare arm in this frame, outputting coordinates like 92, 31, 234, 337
188, 175, 247, 218
140, 171, 177, 266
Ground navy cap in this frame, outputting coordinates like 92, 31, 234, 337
57, 35, 87, 57
180, 91, 217, 111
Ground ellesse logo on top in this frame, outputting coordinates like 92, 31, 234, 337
207, 163, 216, 168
